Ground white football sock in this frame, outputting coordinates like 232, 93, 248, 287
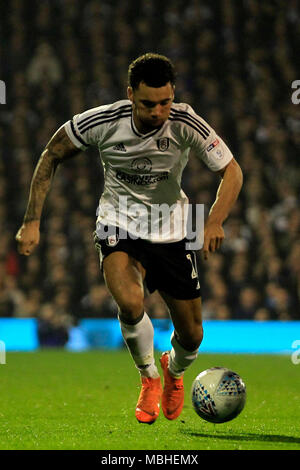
168, 331, 199, 378
118, 312, 160, 378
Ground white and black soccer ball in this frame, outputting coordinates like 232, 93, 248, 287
191, 367, 246, 423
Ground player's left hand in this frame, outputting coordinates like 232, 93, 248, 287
202, 221, 224, 260
15, 221, 40, 256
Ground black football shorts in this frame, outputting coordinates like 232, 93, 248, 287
94, 225, 201, 300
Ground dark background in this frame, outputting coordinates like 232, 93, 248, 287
0, 1, 299, 339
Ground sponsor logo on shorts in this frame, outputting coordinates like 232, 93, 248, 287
106, 234, 119, 247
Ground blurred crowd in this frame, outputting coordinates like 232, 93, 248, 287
0, 0, 299, 344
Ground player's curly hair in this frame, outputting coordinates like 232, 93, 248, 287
128, 53, 176, 90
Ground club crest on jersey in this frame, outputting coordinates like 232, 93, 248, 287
131, 157, 152, 173
157, 137, 170, 152
106, 234, 119, 247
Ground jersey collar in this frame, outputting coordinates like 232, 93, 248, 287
130, 112, 164, 139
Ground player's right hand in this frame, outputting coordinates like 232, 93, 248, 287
202, 221, 225, 260
15, 221, 40, 256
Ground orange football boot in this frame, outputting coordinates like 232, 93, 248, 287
135, 376, 162, 424
160, 352, 184, 420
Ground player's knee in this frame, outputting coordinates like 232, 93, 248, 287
117, 288, 144, 322
180, 323, 203, 351
189, 324, 203, 350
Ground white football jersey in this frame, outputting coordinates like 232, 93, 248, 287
64, 99, 233, 243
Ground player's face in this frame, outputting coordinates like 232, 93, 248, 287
128, 82, 174, 133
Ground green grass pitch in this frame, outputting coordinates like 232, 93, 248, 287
0, 349, 299, 450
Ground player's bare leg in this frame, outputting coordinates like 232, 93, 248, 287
103, 252, 162, 424
159, 293, 203, 420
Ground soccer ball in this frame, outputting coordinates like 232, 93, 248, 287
191, 367, 246, 423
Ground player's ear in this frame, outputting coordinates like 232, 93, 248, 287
127, 86, 133, 103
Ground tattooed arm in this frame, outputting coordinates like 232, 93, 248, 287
16, 126, 81, 256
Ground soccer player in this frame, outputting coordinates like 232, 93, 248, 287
16, 53, 243, 424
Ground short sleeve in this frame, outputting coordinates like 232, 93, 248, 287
172, 103, 233, 172
197, 131, 234, 172
64, 106, 105, 150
